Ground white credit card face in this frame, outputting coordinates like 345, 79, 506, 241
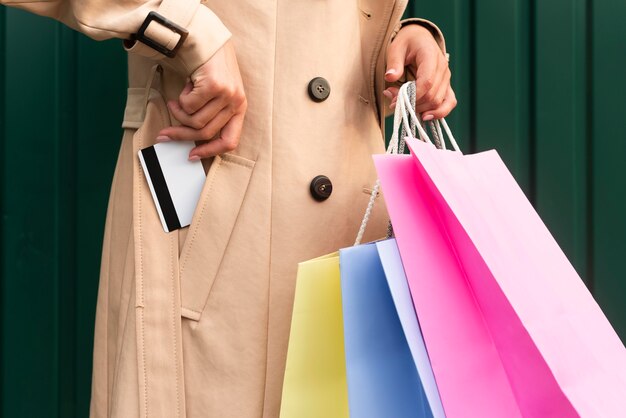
138, 141, 206, 233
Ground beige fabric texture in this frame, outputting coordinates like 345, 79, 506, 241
0, 0, 446, 416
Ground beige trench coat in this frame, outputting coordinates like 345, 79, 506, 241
3, 0, 445, 416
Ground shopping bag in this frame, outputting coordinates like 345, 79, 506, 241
376, 154, 529, 418
373, 82, 626, 417
405, 135, 626, 416
279, 253, 349, 418
339, 240, 444, 418
376, 239, 445, 418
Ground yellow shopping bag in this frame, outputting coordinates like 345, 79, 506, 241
279, 253, 349, 418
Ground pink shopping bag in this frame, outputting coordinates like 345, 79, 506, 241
375, 142, 626, 417
409, 137, 626, 416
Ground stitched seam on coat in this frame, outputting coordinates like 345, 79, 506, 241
181, 306, 202, 314
261, 2, 280, 414
368, 0, 395, 109
100, 151, 120, 417
109, 229, 134, 415
180, 158, 254, 316
193, 170, 253, 317
139, 93, 169, 418
136, 112, 148, 418
220, 158, 255, 169
169, 237, 181, 418
179, 158, 223, 276
160, 104, 182, 418
139, 313, 148, 418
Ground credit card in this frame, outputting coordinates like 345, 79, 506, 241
138, 141, 206, 232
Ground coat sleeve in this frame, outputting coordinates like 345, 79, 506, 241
0, 0, 231, 76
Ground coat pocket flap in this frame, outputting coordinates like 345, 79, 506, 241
179, 153, 255, 321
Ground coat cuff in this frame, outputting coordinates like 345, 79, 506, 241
393, 18, 447, 58
124, 4, 232, 76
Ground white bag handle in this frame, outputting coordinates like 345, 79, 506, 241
399, 83, 461, 153
354, 82, 460, 245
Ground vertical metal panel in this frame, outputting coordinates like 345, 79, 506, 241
3, 10, 61, 417
0, 5, 5, 415
474, 0, 533, 192
592, 0, 626, 341
414, 0, 534, 187
55, 24, 78, 418
74, 36, 126, 415
407, 0, 625, 338
410, 0, 473, 153
1, 9, 126, 418
534, 0, 590, 282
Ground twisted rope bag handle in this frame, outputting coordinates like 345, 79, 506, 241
355, 83, 429, 245
354, 82, 461, 246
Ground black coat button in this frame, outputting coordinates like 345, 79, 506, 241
310, 175, 333, 201
308, 77, 331, 102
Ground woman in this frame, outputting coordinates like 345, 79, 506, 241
1, 0, 455, 416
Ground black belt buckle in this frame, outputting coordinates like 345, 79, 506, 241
135, 11, 189, 58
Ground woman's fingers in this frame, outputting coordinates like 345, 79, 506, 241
387, 24, 457, 118
422, 87, 457, 120
158, 107, 239, 143
416, 68, 450, 117
415, 53, 447, 108
156, 41, 247, 159
167, 97, 226, 130
385, 86, 400, 109
385, 38, 409, 83
189, 113, 246, 160
383, 86, 399, 100
412, 52, 439, 103
177, 80, 207, 115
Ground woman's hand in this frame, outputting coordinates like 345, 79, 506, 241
156, 40, 247, 160
384, 24, 456, 120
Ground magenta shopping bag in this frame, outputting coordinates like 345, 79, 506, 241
375, 140, 626, 417
408, 136, 626, 416
375, 154, 529, 417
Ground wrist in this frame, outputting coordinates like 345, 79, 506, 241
394, 18, 447, 56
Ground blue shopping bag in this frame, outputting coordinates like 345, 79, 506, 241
376, 239, 445, 418
339, 240, 445, 418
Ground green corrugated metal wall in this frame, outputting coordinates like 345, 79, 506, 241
0, 8, 127, 417
1, 1, 624, 416
411, 0, 626, 337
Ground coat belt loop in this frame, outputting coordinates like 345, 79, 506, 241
142, 65, 164, 109
122, 65, 164, 129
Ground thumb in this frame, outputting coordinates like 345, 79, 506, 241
178, 81, 202, 114
180, 80, 194, 97
385, 39, 408, 83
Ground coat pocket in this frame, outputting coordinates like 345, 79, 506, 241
178, 152, 256, 321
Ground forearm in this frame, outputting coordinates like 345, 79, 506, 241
0, 0, 231, 76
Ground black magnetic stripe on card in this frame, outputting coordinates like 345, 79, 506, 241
141, 145, 181, 231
